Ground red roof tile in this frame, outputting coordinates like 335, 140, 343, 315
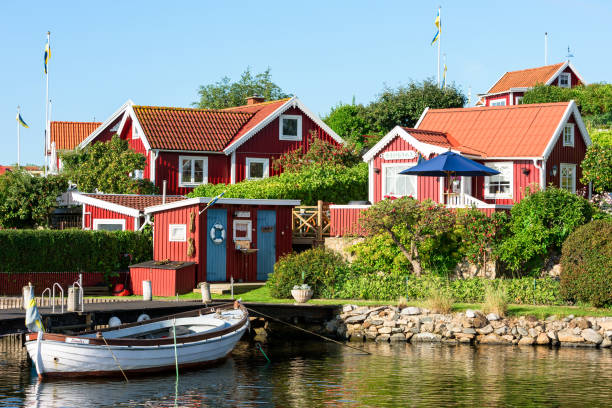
486, 63, 565, 94
401, 128, 453, 148
417, 102, 570, 157
50, 121, 101, 150
133, 106, 254, 151
223, 99, 291, 147
83, 194, 185, 211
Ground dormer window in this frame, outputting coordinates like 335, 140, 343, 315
279, 115, 302, 141
132, 123, 140, 139
489, 98, 506, 106
558, 73, 571, 88
563, 124, 575, 147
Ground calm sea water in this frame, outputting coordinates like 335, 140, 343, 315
1, 336, 611, 407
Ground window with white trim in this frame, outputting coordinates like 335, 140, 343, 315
93, 219, 126, 231
169, 224, 187, 242
132, 123, 140, 139
382, 164, 417, 198
179, 156, 208, 187
563, 123, 575, 147
560, 163, 576, 193
233, 219, 252, 242
515, 96, 523, 105
484, 162, 513, 199
279, 115, 302, 141
245, 158, 269, 180
131, 169, 144, 180
558, 73, 571, 88
489, 98, 506, 106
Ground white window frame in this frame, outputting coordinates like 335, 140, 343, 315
563, 123, 575, 147
178, 156, 208, 187
131, 169, 144, 180
132, 123, 140, 139
245, 157, 270, 180
381, 163, 418, 199
515, 96, 523, 105
93, 218, 126, 231
169, 224, 187, 242
560, 163, 576, 193
233, 219, 252, 242
484, 161, 514, 200
279, 114, 302, 141
558, 73, 571, 88
489, 98, 506, 106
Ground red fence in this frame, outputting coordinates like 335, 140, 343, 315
0, 272, 129, 296
329, 205, 369, 237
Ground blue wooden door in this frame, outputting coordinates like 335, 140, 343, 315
206, 209, 227, 281
257, 210, 276, 281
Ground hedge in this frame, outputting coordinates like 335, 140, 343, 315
0, 229, 152, 275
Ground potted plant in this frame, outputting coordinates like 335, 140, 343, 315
291, 271, 313, 303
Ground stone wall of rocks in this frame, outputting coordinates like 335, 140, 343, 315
326, 305, 612, 348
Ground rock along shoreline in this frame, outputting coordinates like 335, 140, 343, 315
326, 305, 612, 349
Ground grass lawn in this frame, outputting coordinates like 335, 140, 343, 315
86, 285, 612, 319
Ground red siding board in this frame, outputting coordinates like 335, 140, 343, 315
84, 204, 135, 231
155, 152, 230, 195
330, 207, 368, 237
545, 113, 587, 190
129, 265, 195, 296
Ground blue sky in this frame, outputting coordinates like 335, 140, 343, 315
1, 0, 610, 166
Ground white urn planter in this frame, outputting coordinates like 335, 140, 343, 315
291, 288, 313, 303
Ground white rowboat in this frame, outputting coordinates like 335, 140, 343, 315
24, 303, 249, 379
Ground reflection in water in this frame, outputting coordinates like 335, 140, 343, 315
1, 336, 612, 407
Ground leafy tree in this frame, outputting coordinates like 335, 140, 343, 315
323, 102, 373, 148
194, 67, 291, 109
366, 79, 466, 136
581, 144, 612, 193
0, 169, 68, 228
61, 135, 156, 194
497, 187, 594, 274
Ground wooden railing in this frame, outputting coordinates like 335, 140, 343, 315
445, 193, 489, 208
292, 200, 330, 245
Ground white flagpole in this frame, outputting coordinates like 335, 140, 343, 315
437, 6, 441, 87
17, 106, 21, 167
44, 31, 50, 177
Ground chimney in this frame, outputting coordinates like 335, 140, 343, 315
246, 95, 265, 105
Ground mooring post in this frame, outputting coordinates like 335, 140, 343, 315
230, 276, 234, 300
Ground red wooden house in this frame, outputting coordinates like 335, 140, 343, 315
476, 61, 585, 107
47, 121, 101, 173
137, 197, 299, 287
76, 97, 343, 195
331, 100, 591, 236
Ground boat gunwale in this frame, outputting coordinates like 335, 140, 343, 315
25, 303, 248, 347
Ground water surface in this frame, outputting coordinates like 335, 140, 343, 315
1, 336, 611, 407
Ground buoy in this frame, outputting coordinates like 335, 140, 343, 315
137, 314, 150, 322
109, 316, 122, 327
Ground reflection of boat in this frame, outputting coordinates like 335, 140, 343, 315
24, 303, 248, 379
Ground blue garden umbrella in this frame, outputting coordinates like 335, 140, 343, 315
399, 151, 499, 177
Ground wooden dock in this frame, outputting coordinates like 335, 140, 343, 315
0, 300, 340, 336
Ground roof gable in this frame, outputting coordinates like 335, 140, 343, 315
415, 101, 589, 158
486, 62, 565, 94
50, 122, 101, 151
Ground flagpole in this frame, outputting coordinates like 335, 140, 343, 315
17, 106, 21, 167
44, 31, 50, 177
437, 6, 441, 86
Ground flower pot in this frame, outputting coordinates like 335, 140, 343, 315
291, 288, 313, 303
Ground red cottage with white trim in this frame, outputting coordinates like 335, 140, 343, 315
77, 97, 343, 195
331, 101, 591, 236
476, 61, 585, 107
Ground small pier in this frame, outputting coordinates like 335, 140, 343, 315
0, 300, 340, 336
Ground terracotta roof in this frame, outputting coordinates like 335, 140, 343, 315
486, 63, 565, 94
83, 194, 185, 211
0, 165, 43, 175
133, 106, 254, 151
401, 128, 488, 157
223, 98, 291, 147
416, 102, 570, 157
50, 121, 101, 151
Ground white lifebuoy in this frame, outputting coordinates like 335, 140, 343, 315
210, 223, 226, 244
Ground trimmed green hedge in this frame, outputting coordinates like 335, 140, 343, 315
0, 229, 152, 274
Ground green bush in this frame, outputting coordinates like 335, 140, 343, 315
498, 187, 594, 274
188, 162, 367, 205
267, 247, 348, 298
0, 229, 152, 279
338, 267, 412, 301
560, 220, 612, 307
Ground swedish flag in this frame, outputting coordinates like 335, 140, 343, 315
431, 9, 441, 45
16, 112, 28, 128
25, 286, 45, 333
44, 40, 51, 74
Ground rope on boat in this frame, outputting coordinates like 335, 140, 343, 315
172, 318, 179, 390
255, 342, 271, 363
101, 335, 129, 383
243, 306, 371, 355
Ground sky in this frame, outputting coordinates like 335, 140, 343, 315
1, 0, 610, 166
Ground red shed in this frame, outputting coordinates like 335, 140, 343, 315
142, 197, 300, 284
